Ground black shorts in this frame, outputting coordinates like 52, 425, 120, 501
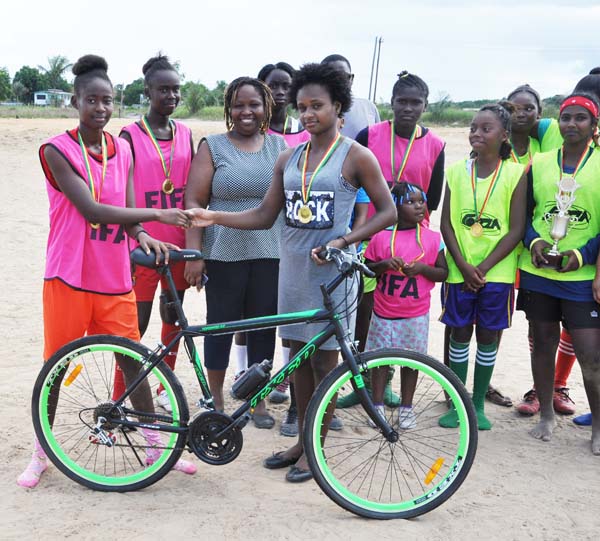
516, 288, 600, 329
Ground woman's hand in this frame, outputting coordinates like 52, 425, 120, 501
138, 233, 180, 265
310, 237, 347, 265
530, 239, 552, 268
557, 250, 580, 273
186, 208, 216, 228
185, 259, 207, 290
158, 208, 191, 228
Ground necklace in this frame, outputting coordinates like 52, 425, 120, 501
390, 121, 421, 183
469, 159, 503, 237
140, 115, 176, 194
77, 129, 107, 229
299, 133, 342, 223
390, 223, 425, 269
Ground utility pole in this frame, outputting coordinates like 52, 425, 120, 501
372, 37, 383, 103
368, 37, 378, 102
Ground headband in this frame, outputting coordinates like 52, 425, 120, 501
560, 96, 599, 118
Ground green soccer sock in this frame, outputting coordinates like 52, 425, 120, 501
448, 338, 470, 384
473, 342, 497, 430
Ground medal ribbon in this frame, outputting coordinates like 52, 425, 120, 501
390, 121, 421, 183
558, 142, 592, 180
77, 130, 107, 205
390, 223, 425, 263
301, 133, 342, 203
470, 159, 503, 223
282, 115, 289, 135
140, 116, 176, 179
510, 142, 531, 165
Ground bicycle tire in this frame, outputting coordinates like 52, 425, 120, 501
304, 348, 477, 519
32, 335, 190, 491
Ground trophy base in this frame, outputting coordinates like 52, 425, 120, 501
540, 252, 565, 269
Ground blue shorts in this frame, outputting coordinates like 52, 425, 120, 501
440, 282, 514, 330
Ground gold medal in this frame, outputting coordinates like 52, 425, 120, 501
298, 205, 313, 224
470, 222, 483, 237
162, 178, 174, 195
90, 222, 100, 230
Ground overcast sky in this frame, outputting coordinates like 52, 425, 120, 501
4, 0, 600, 102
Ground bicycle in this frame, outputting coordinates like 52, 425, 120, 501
32, 246, 477, 519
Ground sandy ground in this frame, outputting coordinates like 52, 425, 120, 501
1, 118, 598, 540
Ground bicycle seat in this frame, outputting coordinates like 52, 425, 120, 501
131, 246, 203, 268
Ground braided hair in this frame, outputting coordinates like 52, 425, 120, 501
391, 181, 427, 210
392, 71, 429, 101
471, 101, 515, 160
72, 54, 111, 96
223, 76, 274, 133
142, 53, 177, 84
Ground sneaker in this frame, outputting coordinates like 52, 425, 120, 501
553, 387, 576, 415
516, 389, 540, 416
329, 414, 343, 431
336, 390, 361, 409
280, 406, 298, 437
573, 412, 592, 426
146, 449, 197, 475
157, 390, 172, 413
368, 404, 386, 428
268, 378, 290, 404
397, 406, 417, 430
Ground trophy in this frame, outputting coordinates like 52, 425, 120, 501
543, 177, 579, 268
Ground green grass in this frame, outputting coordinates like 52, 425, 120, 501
0, 106, 78, 118
172, 105, 224, 121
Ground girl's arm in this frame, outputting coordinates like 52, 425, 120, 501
440, 184, 485, 291
366, 257, 405, 276
336, 143, 397, 246
477, 172, 527, 275
425, 147, 445, 212
593, 251, 600, 303
44, 145, 189, 228
186, 148, 292, 230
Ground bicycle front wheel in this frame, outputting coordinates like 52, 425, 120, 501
304, 348, 477, 519
32, 335, 190, 491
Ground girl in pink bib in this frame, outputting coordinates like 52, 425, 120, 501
364, 182, 447, 428
18, 54, 194, 490
116, 54, 194, 411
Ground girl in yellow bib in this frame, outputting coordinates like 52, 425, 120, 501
439, 103, 527, 430
517, 93, 600, 454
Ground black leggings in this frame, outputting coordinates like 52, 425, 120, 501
204, 259, 278, 370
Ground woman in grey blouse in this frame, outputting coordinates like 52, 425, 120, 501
185, 77, 286, 427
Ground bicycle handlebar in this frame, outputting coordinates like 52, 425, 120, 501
317, 246, 375, 278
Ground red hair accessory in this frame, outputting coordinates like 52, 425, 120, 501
560, 95, 599, 118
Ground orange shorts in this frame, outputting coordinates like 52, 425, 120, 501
133, 261, 189, 302
43, 279, 140, 360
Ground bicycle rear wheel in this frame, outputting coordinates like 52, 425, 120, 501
304, 348, 477, 519
32, 335, 190, 491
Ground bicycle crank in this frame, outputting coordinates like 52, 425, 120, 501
188, 411, 243, 465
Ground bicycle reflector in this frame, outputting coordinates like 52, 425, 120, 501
63, 364, 83, 386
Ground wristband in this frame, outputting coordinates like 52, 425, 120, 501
529, 237, 544, 250
337, 235, 349, 248
134, 228, 148, 242
572, 249, 583, 269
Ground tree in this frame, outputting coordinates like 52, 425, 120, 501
123, 78, 146, 106
38, 55, 72, 91
210, 80, 227, 107
0, 67, 11, 101
13, 66, 48, 104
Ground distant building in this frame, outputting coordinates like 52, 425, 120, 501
34, 89, 72, 107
